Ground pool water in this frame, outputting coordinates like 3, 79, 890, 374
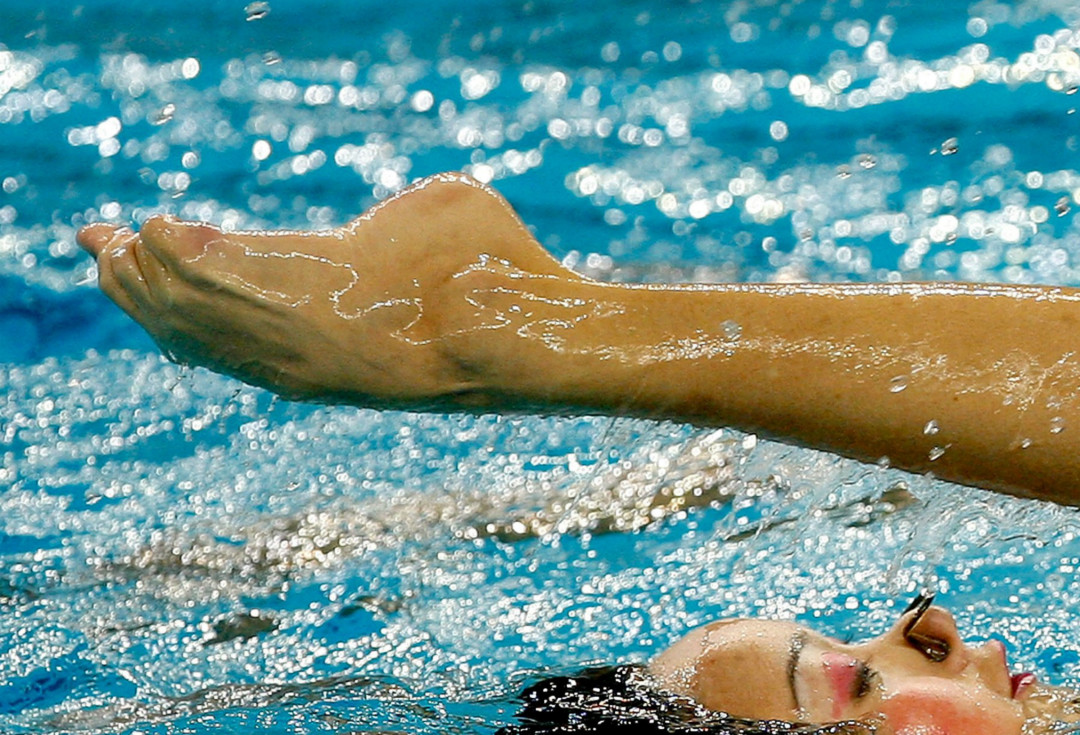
5, 0, 1080, 732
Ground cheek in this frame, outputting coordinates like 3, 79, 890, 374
879, 683, 1023, 735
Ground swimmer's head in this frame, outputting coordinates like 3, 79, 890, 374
649, 594, 1039, 735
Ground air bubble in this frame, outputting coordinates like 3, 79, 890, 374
1051, 416, 1066, 434
1056, 196, 1071, 217
858, 154, 876, 169
1020, 438, 1033, 449
928, 446, 946, 461
924, 420, 939, 435
262, 51, 282, 65
245, 1, 270, 20
940, 137, 959, 156
837, 164, 852, 179
889, 375, 908, 393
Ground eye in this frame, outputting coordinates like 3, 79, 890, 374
901, 592, 951, 663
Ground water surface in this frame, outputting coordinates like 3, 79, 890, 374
4, 1, 1080, 732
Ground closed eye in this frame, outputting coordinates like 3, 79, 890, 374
854, 660, 881, 699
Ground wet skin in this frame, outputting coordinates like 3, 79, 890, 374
76, 173, 577, 407
649, 605, 1057, 735
77, 172, 1080, 502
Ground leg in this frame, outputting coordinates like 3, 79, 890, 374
80, 172, 1080, 503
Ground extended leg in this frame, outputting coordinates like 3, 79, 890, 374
80, 173, 1080, 504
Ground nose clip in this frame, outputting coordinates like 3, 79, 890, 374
902, 591, 951, 663
907, 631, 951, 663
903, 591, 935, 617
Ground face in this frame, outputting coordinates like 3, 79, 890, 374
650, 596, 1038, 735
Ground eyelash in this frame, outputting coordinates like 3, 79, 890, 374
854, 661, 880, 699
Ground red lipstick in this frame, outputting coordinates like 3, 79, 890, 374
1011, 672, 1036, 699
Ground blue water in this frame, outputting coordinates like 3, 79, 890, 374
5, 1, 1080, 732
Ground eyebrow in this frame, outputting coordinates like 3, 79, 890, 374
787, 629, 806, 713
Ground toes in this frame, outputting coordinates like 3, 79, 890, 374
77, 223, 130, 258
95, 242, 146, 321
138, 214, 216, 268
89, 226, 175, 324
79, 223, 160, 321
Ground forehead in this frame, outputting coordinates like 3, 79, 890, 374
678, 618, 804, 718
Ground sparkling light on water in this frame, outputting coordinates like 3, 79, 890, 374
4, 1, 1080, 733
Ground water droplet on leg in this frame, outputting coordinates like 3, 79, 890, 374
720, 319, 742, 341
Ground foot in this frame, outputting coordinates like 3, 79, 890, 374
77, 173, 577, 406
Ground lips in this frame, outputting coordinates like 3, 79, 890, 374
1011, 672, 1036, 699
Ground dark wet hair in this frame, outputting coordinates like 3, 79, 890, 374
498, 664, 874, 735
